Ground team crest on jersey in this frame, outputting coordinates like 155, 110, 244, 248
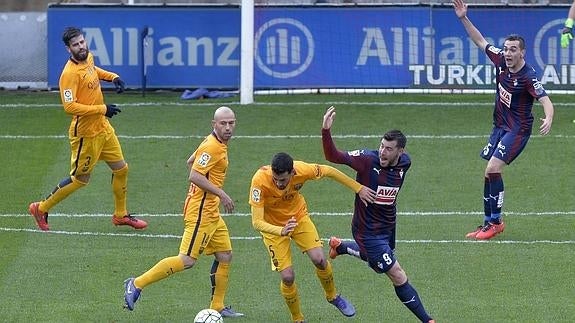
375, 186, 399, 205
251, 188, 261, 203
197, 152, 211, 167
63, 89, 73, 103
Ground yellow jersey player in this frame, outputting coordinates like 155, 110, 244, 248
28, 26, 146, 230
249, 152, 375, 323
123, 106, 243, 318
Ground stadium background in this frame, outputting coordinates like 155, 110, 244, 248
1, 0, 574, 92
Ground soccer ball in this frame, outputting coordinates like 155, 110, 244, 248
194, 308, 223, 323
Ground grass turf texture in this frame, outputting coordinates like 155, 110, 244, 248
0, 91, 574, 322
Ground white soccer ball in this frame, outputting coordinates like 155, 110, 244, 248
194, 308, 223, 323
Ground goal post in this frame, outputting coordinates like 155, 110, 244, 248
240, 0, 254, 105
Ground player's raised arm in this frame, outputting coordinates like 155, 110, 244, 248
452, 0, 489, 51
322, 106, 336, 130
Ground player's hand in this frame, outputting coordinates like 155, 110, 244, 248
281, 217, 297, 236
322, 106, 336, 129
452, 0, 467, 19
539, 117, 552, 135
105, 104, 122, 118
219, 191, 235, 213
561, 23, 573, 48
357, 185, 376, 206
112, 77, 126, 93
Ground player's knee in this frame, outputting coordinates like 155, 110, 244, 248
386, 262, 407, 285
280, 267, 295, 284
112, 163, 128, 175
180, 254, 196, 269
72, 174, 90, 184
215, 250, 232, 263
312, 256, 327, 269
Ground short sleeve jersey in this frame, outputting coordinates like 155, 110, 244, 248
485, 44, 548, 135
185, 132, 229, 221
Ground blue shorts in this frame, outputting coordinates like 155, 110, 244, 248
353, 231, 396, 274
480, 127, 530, 164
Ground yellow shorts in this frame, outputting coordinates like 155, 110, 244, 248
69, 129, 124, 176
179, 216, 232, 259
260, 216, 323, 272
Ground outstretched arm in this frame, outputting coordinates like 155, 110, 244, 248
319, 164, 376, 205
452, 0, 489, 51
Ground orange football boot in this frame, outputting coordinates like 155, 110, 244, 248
29, 202, 49, 231
328, 236, 342, 259
475, 221, 505, 240
112, 214, 148, 230
465, 225, 483, 239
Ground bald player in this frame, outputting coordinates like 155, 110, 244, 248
123, 106, 243, 318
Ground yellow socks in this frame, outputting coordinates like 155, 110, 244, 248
209, 261, 230, 311
40, 176, 86, 212
281, 281, 303, 322
112, 164, 128, 217
316, 260, 337, 300
134, 256, 184, 289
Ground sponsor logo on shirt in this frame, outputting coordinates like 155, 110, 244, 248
197, 152, 211, 167
375, 186, 399, 205
498, 83, 511, 108
487, 45, 501, 55
251, 188, 261, 203
348, 149, 363, 157
63, 89, 73, 103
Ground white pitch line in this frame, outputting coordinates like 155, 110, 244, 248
0, 227, 572, 244
3, 134, 575, 140
3, 101, 575, 109
2, 211, 575, 218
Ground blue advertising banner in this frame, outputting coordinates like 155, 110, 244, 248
47, 5, 571, 89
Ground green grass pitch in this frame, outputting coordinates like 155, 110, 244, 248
0, 91, 574, 322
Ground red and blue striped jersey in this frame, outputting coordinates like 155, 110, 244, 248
485, 44, 548, 135
322, 129, 410, 235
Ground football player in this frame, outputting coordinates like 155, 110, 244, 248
249, 152, 375, 323
322, 106, 435, 323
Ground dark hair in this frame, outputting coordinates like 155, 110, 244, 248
62, 27, 83, 46
505, 34, 525, 50
383, 129, 407, 148
271, 152, 293, 175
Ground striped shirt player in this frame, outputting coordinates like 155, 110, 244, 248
454, 0, 554, 240
321, 106, 435, 323
28, 26, 147, 231
123, 106, 244, 318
